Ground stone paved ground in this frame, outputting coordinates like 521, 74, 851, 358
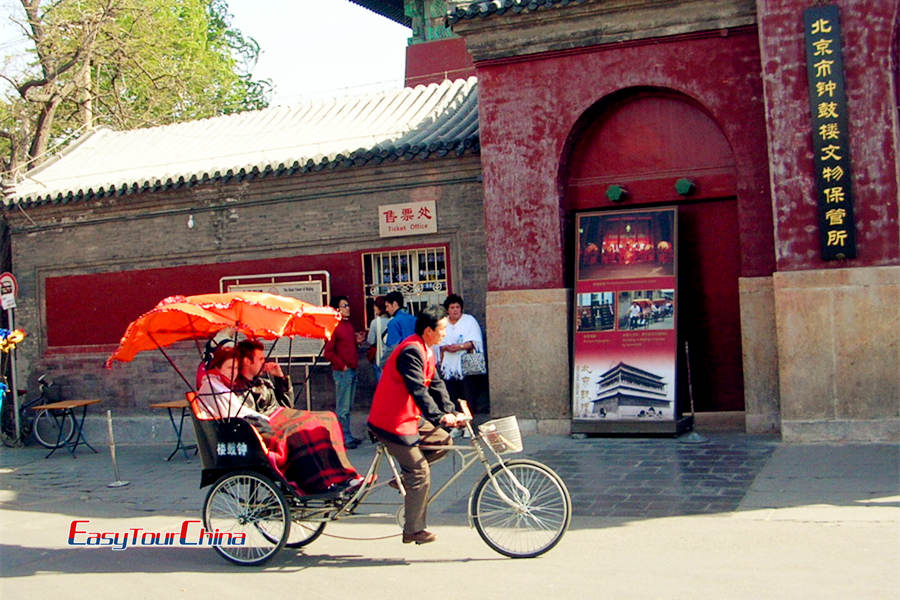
3, 432, 896, 600
0, 432, 779, 522
525, 433, 778, 517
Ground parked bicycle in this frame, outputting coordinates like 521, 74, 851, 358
0, 374, 76, 449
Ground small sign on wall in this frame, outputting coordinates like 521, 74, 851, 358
0, 272, 17, 310
378, 200, 437, 237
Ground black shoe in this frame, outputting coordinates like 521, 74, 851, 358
345, 439, 360, 449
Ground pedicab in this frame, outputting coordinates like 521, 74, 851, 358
107, 292, 571, 565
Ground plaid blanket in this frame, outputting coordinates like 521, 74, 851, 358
264, 408, 358, 494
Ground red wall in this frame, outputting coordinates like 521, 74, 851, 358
46, 252, 362, 348
405, 37, 475, 87
47, 242, 454, 349
565, 92, 739, 205
475, 29, 774, 291
757, 0, 898, 270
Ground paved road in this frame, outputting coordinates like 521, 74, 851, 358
1, 433, 897, 599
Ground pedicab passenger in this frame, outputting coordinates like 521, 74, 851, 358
231, 340, 294, 416
196, 346, 361, 494
367, 304, 468, 545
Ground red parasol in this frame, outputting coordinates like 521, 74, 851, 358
105, 292, 341, 367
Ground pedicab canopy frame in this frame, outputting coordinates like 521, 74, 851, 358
105, 292, 342, 403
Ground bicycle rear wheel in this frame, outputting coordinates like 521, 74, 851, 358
32, 409, 76, 449
470, 459, 572, 558
203, 471, 290, 566
285, 519, 326, 548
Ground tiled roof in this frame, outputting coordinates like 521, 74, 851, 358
8, 77, 479, 206
447, 0, 587, 24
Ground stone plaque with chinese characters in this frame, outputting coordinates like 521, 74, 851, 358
378, 200, 437, 237
804, 4, 857, 260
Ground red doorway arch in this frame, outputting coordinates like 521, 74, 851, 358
563, 89, 745, 413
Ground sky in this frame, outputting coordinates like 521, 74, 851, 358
0, 0, 412, 105
225, 0, 411, 104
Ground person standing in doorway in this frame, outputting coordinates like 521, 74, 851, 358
435, 293, 485, 414
323, 295, 365, 449
384, 291, 416, 354
366, 295, 390, 382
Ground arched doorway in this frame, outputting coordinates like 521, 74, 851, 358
563, 89, 745, 414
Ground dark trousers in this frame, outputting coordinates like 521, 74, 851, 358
375, 421, 451, 534
445, 376, 484, 413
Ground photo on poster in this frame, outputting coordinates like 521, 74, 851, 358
573, 354, 675, 421
577, 210, 674, 281
576, 291, 615, 332
617, 290, 674, 331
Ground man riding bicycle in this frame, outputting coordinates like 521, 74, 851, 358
367, 304, 467, 545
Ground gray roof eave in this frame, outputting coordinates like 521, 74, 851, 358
447, 0, 588, 24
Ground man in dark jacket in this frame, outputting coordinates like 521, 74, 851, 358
232, 339, 293, 416
367, 304, 467, 545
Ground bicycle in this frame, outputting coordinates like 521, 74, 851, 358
0, 374, 77, 449
197, 409, 572, 566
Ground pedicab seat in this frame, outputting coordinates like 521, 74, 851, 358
187, 392, 346, 501
186, 391, 280, 488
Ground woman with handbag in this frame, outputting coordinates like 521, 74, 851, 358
435, 294, 486, 414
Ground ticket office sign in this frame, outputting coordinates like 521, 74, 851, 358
571, 208, 678, 432
378, 200, 437, 238
804, 4, 856, 260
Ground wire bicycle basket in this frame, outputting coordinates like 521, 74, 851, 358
478, 416, 523, 454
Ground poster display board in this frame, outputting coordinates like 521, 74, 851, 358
221, 272, 330, 361
571, 208, 684, 434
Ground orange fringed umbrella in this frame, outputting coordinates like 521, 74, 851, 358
106, 292, 341, 368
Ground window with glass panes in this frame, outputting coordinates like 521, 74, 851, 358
362, 247, 449, 324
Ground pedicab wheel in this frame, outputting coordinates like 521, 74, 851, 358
285, 519, 326, 548
33, 409, 76, 449
203, 471, 290, 566
259, 515, 325, 548
470, 459, 572, 558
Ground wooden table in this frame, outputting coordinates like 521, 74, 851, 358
150, 399, 198, 461
31, 399, 101, 458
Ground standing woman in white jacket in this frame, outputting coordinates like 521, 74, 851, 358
435, 294, 485, 413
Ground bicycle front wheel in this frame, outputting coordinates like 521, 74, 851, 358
203, 471, 290, 566
470, 459, 572, 558
33, 410, 76, 449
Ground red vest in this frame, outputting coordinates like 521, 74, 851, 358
367, 335, 434, 437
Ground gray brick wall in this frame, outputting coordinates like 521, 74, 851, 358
6, 156, 485, 417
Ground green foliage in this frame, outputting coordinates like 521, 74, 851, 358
0, 0, 271, 178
